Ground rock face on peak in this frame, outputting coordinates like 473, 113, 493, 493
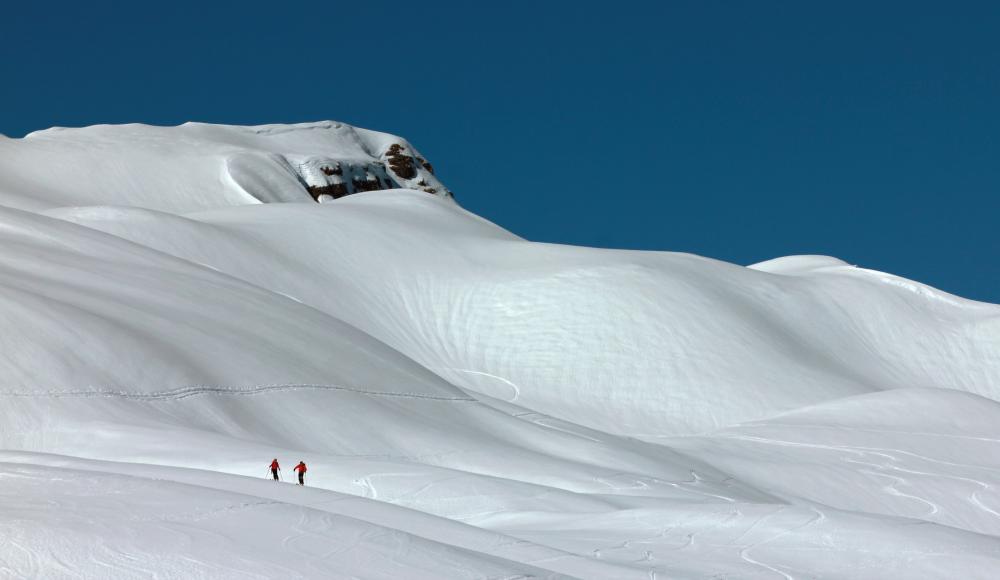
0, 121, 452, 213
294, 140, 443, 202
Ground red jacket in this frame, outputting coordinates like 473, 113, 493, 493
270, 460, 280, 470
294, 463, 307, 473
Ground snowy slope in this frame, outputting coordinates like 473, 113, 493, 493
670, 388, 1000, 537
0, 122, 999, 579
43, 193, 1000, 435
0, 458, 564, 580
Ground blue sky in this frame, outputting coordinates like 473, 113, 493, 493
3, 1, 998, 302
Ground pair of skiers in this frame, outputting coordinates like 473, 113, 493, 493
269, 458, 308, 485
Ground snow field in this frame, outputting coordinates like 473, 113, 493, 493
0, 122, 998, 578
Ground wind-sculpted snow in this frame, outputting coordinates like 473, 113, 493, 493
0, 122, 999, 578
46, 191, 1000, 434
670, 388, 1000, 537
0, 458, 567, 579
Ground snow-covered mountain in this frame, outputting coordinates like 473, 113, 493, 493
1, 121, 998, 579
0, 121, 450, 212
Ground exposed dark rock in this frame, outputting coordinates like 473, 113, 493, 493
386, 143, 417, 180
352, 178, 382, 193
301, 145, 443, 203
307, 183, 349, 200
417, 157, 435, 175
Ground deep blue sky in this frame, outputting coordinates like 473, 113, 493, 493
3, 2, 998, 302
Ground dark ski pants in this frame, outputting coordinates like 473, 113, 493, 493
271, 468, 279, 481
298, 472, 305, 486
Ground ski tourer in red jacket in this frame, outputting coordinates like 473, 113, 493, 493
293, 461, 307, 486
269, 459, 281, 481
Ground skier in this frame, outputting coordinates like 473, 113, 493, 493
269, 458, 281, 481
293, 461, 307, 486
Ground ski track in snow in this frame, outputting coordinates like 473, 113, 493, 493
0, 383, 476, 402
737, 507, 825, 580
710, 432, 1000, 528
437, 368, 523, 402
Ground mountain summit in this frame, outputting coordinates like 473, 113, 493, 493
0, 121, 452, 212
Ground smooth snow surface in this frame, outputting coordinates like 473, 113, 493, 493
1, 122, 999, 579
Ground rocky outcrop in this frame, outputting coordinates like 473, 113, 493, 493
0, 121, 454, 212
385, 144, 417, 179
380, 143, 447, 197
298, 160, 398, 202
294, 141, 451, 203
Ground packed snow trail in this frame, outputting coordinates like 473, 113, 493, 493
0, 383, 477, 402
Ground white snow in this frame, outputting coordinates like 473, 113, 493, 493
0, 121, 998, 578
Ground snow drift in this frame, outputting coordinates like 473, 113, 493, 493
0, 121, 998, 579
